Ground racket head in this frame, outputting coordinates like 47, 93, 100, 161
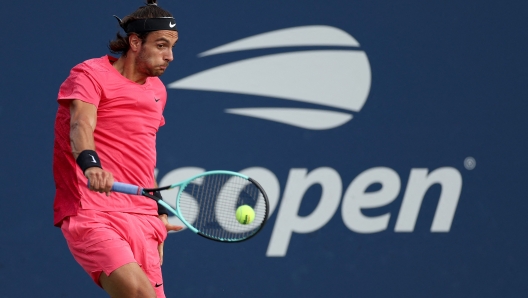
174, 171, 269, 242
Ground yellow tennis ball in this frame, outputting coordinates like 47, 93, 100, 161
236, 205, 255, 225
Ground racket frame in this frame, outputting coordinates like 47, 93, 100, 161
116, 170, 270, 242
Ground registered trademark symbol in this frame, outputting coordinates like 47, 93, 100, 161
464, 157, 476, 170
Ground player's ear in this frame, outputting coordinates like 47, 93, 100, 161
128, 34, 142, 52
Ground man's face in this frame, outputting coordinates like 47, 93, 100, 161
136, 30, 179, 77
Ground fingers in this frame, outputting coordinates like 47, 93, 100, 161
167, 225, 183, 232
158, 214, 184, 232
85, 167, 114, 195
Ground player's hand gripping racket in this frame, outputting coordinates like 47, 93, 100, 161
109, 171, 269, 242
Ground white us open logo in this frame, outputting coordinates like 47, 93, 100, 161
168, 25, 372, 130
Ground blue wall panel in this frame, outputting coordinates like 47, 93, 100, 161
0, 0, 526, 297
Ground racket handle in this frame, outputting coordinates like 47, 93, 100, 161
86, 180, 143, 195
111, 182, 143, 195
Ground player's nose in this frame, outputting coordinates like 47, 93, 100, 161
165, 49, 174, 62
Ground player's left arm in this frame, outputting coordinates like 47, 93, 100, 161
157, 214, 183, 265
152, 188, 182, 265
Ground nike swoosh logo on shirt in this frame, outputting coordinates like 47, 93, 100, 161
155, 98, 161, 102
155, 283, 163, 287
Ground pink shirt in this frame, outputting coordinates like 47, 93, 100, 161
53, 55, 167, 226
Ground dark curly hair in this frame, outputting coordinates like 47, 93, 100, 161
109, 0, 174, 56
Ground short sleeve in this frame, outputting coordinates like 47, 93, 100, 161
158, 86, 167, 127
57, 64, 102, 107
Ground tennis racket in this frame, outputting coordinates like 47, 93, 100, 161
109, 170, 269, 242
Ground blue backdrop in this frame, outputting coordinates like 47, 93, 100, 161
1, 0, 527, 297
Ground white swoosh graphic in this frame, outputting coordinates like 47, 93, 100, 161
168, 50, 371, 112
225, 108, 353, 130
199, 26, 360, 57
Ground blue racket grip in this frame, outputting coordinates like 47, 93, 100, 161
111, 182, 143, 195
86, 181, 143, 195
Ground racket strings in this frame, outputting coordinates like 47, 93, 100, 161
178, 174, 267, 241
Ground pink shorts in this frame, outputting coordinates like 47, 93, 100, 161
61, 209, 167, 297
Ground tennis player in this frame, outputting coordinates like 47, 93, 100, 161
53, 1, 180, 297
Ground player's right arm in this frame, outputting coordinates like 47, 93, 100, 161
69, 99, 114, 195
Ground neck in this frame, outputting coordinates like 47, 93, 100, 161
112, 55, 148, 85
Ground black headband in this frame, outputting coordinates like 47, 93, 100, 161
114, 16, 177, 33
